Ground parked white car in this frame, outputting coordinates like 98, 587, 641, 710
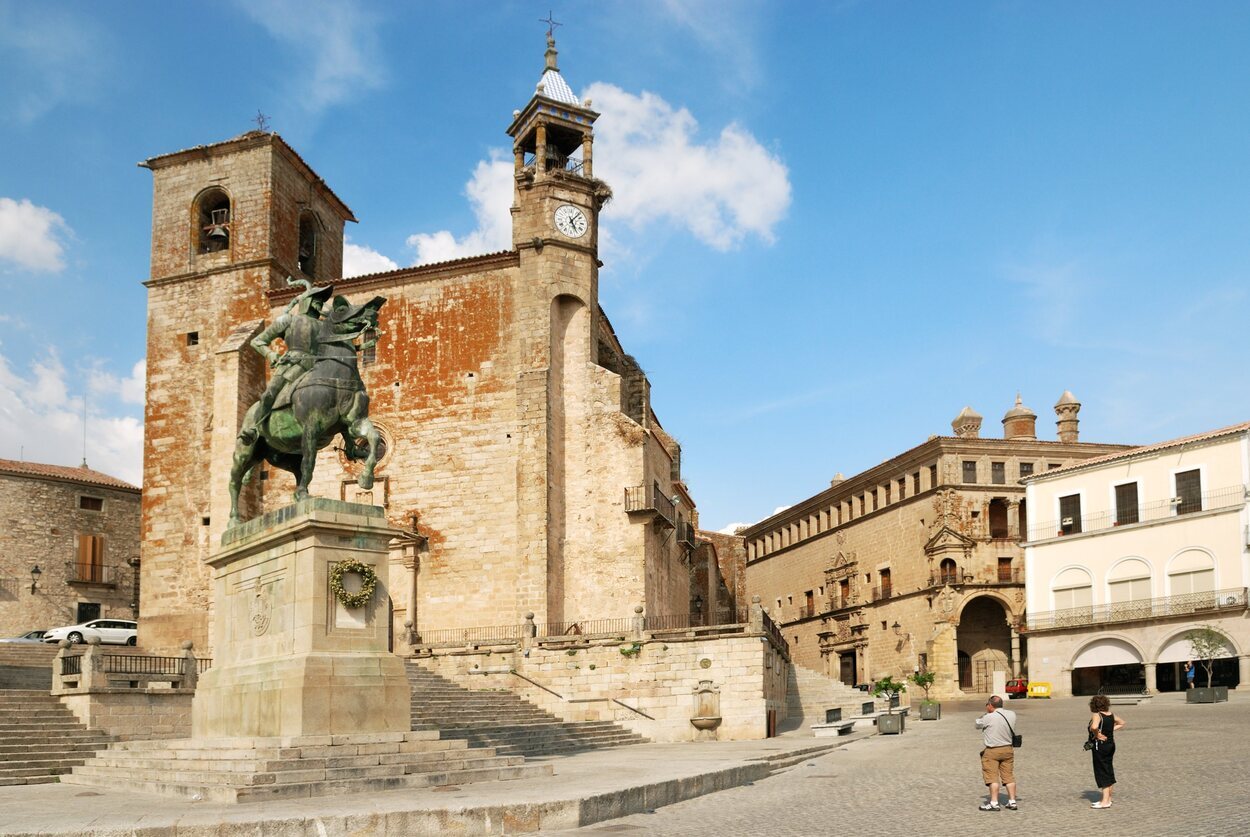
43, 619, 137, 646
0, 630, 46, 644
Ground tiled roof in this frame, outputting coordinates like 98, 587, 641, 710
1023, 420, 1250, 481
0, 459, 139, 492
538, 69, 580, 106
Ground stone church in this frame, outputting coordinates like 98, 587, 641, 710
138, 35, 711, 654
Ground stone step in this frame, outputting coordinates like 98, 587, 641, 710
0, 743, 109, 759
0, 775, 61, 787
66, 759, 552, 804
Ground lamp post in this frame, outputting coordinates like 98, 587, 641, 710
29, 565, 41, 594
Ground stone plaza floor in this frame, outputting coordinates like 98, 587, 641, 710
540, 691, 1248, 837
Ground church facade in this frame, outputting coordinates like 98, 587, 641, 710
138, 36, 709, 653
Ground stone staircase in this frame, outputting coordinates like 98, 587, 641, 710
0, 689, 114, 786
779, 663, 890, 734
65, 729, 551, 803
407, 662, 649, 757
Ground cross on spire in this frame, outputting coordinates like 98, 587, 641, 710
254, 110, 270, 132
539, 11, 562, 38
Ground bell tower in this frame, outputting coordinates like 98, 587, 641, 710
138, 132, 355, 653
506, 33, 608, 267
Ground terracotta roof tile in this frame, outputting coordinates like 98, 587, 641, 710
0, 459, 139, 492
1022, 420, 1250, 481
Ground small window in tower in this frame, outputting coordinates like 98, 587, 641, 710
298, 213, 318, 277
196, 188, 231, 254
361, 328, 378, 366
186, 331, 199, 347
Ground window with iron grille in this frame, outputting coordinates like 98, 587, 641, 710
991, 462, 1005, 484
1019, 462, 1034, 479
962, 461, 977, 484
79, 496, 103, 511
913, 471, 921, 494
1114, 483, 1139, 525
997, 557, 1013, 582
1175, 469, 1202, 514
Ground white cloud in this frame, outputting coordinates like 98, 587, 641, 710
236, 0, 385, 115
0, 352, 143, 485
407, 154, 514, 265
0, 197, 70, 272
343, 238, 398, 277
718, 522, 751, 535
402, 86, 789, 261
587, 83, 790, 250
88, 359, 146, 406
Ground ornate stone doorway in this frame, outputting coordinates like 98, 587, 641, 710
956, 596, 1012, 693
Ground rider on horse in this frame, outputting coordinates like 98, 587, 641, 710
238, 282, 335, 446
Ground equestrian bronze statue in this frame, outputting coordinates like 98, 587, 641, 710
227, 279, 386, 526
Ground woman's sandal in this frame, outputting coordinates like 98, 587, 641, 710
1091, 801, 1112, 809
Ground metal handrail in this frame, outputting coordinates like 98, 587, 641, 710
1027, 485, 1246, 542
624, 484, 676, 526
64, 561, 116, 584
537, 618, 635, 638
1025, 587, 1248, 632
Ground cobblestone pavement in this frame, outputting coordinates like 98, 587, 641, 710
540, 693, 1247, 837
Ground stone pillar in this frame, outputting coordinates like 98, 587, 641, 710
1144, 662, 1157, 694
535, 124, 548, 173
180, 641, 199, 692
191, 498, 408, 739
748, 596, 764, 634
1010, 628, 1022, 677
1007, 500, 1020, 540
582, 135, 593, 178
632, 605, 645, 639
81, 637, 102, 691
1240, 655, 1250, 687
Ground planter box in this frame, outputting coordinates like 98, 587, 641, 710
919, 702, 941, 720
877, 713, 905, 735
1187, 687, 1229, 704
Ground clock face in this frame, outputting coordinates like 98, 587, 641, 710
554, 204, 588, 238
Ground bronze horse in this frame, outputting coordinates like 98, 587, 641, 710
227, 294, 386, 526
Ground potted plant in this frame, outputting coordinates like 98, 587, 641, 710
909, 669, 940, 720
872, 676, 907, 734
1187, 625, 1231, 704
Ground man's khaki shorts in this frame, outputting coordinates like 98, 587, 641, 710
981, 745, 1015, 785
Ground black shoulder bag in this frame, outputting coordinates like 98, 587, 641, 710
997, 710, 1023, 747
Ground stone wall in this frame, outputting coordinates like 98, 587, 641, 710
59, 690, 193, 741
0, 471, 139, 636
415, 632, 788, 742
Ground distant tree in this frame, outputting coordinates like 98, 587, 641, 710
909, 669, 937, 703
1187, 624, 1229, 689
872, 675, 907, 715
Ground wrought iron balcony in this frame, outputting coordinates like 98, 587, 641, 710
871, 585, 893, 602
1024, 587, 1248, 632
1026, 484, 1247, 543
64, 562, 118, 586
678, 520, 698, 548
624, 484, 676, 528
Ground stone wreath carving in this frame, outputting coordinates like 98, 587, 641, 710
329, 559, 377, 610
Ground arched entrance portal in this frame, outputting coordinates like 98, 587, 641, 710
1070, 638, 1145, 696
956, 596, 1012, 693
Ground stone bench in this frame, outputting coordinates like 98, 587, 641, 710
1108, 694, 1152, 705
811, 721, 856, 737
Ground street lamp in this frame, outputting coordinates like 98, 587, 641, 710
29, 565, 42, 594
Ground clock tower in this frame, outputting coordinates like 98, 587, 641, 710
506, 33, 609, 273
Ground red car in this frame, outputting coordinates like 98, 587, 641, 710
1005, 678, 1029, 699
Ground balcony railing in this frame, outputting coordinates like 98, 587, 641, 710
1025, 587, 1248, 632
522, 151, 586, 177
1027, 485, 1247, 542
624, 484, 675, 528
871, 585, 893, 602
678, 520, 698, 548
64, 562, 118, 585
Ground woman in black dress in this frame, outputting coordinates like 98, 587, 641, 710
1088, 694, 1126, 808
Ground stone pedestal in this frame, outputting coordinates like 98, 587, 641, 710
192, 499, 410, 739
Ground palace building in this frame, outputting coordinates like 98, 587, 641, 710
137, 35, 717, 654
740, 395, 1130, 700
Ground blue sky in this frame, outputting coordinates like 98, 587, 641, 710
2, 1, 1248, 531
